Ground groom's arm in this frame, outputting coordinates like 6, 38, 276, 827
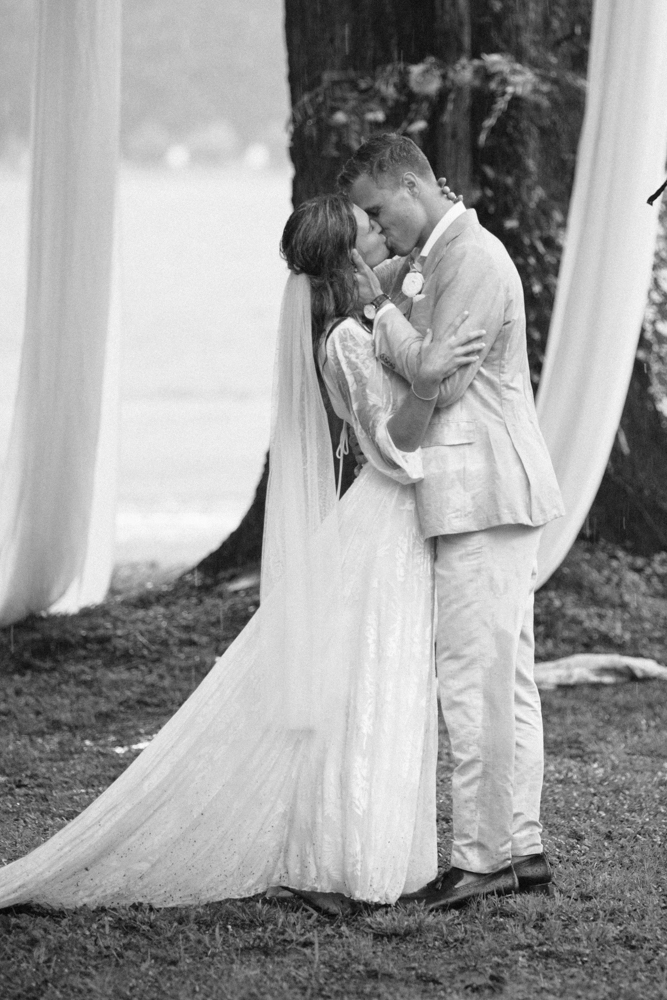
373, 245, 504, 407
373, 256, 406, 295
372, 304, 424, 378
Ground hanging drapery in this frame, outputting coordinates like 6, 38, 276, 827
535, 0, 667, 588
51, 264, 121, 616
0, 1, 121, 625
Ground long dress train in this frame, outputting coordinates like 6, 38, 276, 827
0, 302, 438, 909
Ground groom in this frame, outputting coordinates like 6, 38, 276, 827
339, 133, 564, 910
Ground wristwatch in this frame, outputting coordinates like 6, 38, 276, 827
363, 293, 390, 322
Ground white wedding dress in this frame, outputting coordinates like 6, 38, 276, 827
0, 285, 438, 909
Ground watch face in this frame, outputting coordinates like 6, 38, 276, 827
363, 303, 376, 320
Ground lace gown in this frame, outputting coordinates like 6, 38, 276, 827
0, 317, 438, 909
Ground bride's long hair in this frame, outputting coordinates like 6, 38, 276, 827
280, 194, 358, 353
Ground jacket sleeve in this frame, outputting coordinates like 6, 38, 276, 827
373, 256, 407, 295
373, 243, 505, 408
372, 304, 423, 382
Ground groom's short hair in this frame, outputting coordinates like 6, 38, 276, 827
338, 133, 434, 191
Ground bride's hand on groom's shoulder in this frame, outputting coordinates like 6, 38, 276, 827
437, 177, 464, 204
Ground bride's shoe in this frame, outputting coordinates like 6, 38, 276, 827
286, 888, 354, 917
265, 886, 296, 900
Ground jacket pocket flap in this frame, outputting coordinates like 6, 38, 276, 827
423, 420, 476, 447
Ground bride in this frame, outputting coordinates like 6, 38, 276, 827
0, 193, 483, 915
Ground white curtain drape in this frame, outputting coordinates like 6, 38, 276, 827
535, 0, 667, 588
0, 1, 121, 625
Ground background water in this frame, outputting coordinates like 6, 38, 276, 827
0, 165, 292, 567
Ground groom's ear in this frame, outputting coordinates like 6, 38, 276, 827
401, 172, 421, 197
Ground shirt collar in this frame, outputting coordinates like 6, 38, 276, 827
419, 201, 466, 259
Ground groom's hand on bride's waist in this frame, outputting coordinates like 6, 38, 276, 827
348, 427, 367, 475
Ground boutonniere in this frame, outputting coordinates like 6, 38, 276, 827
402, 267, 424, 298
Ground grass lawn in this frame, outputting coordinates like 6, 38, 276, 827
0, 541, 666, 999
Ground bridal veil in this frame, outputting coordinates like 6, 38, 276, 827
0, 273, 355, 907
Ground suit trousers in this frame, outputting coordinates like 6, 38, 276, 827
435, 523, 544, 873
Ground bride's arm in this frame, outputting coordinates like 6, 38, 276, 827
351, 250, 484, 409
322, 320, 422, 483
386, 312, 484, 452
323, 314, 483, 483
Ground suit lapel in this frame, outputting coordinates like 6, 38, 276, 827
386, 209, 478, 316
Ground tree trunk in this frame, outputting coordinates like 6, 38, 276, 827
197, 0, 667, 582
585, 342, 667, 553
285, 0, 455, 205
197, 0, 459, 581
194, 453, 269, 580
436, 0, 473, 201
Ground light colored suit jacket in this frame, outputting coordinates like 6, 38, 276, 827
374, 209, 565, 538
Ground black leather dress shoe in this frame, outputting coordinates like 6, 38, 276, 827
405, 865, 519, 912
513, 853, 555, 896
400, 871, 447, 903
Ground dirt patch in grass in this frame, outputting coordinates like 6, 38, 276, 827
1, 541, 666, 999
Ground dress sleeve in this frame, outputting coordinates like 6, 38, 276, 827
322, 318, 423, 485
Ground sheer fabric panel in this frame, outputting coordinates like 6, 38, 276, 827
535, 0, 667, 587
0, 0, 121, 625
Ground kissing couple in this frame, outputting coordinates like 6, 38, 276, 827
0, 133, 564, 917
